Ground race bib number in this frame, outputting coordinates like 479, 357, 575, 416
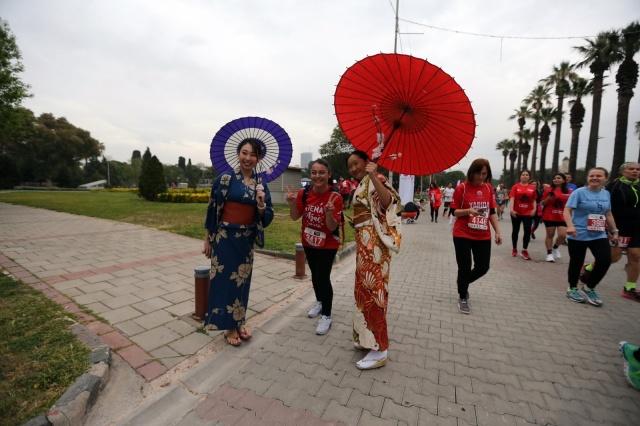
303, 227, 326, 247
617, 236, 631, 248
468, 214, 488, 230
587, 214, 606, 232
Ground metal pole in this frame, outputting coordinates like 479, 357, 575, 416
193, 266, 210, 319
294, 243, 307, 278
388, 0, 399, 186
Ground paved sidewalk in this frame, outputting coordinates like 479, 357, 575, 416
2, 203, 640, 425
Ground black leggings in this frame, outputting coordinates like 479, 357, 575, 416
304, 246, 338, 316
431, 206, 440, 221
567, 238, 611, 288
453, 237, 491, 298
511, 215, 533, 249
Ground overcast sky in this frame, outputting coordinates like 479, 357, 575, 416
2, 0, 639, 178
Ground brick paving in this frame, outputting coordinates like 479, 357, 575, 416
2, 202, 640, 424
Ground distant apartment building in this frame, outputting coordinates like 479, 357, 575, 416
301, 152, 313, 170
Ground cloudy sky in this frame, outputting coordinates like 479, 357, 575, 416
2, 0, 639, 177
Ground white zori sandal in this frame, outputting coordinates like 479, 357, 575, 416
356, 350, 388, 370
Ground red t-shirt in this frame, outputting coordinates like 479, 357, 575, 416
509, 183, 536, 216
340, 180, 351, 195
296, 187, 343, 249
541, 187, 572, 222
450, 182, 497, 240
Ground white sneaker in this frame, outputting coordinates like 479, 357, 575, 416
552, 248, 562, 259
546, 253, 555, 262
316, 315, 332, 335
307, 301, 322, 318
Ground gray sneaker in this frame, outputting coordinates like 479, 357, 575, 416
458, 298, 471, 314
580, 287, 603, 307
308, 301, 322, 318
316, 315, 332, 335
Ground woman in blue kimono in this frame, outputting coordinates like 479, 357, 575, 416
202, 138, 274, 346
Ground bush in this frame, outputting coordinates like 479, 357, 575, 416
156, 188, 210, 203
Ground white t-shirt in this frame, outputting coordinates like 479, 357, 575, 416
443, 187, 455, 203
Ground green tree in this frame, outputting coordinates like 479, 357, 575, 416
508, 106, 532, 173
612, 21, 640, 175
138, 155, 167, 201
574, 30, 621, 172
178, 156, 186, 171
567, 77, 592, 177
495, 139, 514, 185
523, 85, 552, 175
131, 150, 141, 160
319, 125, 355, 180
538, 106, 557, 183
542, 61, 579, 174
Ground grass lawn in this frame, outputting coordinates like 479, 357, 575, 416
0, 191, 355, 254
0, 273, 91, 425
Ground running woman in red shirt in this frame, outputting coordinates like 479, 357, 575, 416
541, 173, 572, 262
509, 170, 537, 260
286, 159, 343, 335
450, 158, 502, 314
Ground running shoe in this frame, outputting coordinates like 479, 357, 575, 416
622, 287, 640, 302
511, 248, 518, 257
552, 248, 562, 260
579, 264, 591, 284
308, 301, 322, 318
458, 298, 471, 314
546, 253, 554, 262
619, 341, 640, 390
531, 232, 536, 240
520, 250, 531, 260
316, 315, 332, 335
566, 288, 586, 303
580, 287, 603, 306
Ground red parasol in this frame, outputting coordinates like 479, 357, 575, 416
334, 53, 476, 175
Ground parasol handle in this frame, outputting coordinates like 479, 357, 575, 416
374, 106, 408, 163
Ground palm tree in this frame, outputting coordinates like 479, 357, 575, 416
542, 61, 579, 174
567, 77, 592, 177
521, 128, 533, 169
508, 105, 532, 173
538, 107, 557, 184
495, 139, 513, 183
509, 145, 518, 187
574, 30, 620, 173
612, 21, 640, 175
524, 85, 552, 176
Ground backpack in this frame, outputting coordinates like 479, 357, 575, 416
301, 185, 345, 248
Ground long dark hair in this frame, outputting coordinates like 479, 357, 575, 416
551, 173, 569, 194
466, 158, 492, 183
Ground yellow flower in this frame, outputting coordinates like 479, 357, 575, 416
230, 262, 252, 286
227, 299, 246, 321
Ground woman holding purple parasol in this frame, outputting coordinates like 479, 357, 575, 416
202, 138, 274, 346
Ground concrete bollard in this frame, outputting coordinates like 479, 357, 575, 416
193, 266, 210, 320
294, 243, 307, 278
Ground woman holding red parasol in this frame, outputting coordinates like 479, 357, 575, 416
347, 150, 402, 370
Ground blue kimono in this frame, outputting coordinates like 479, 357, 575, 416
203, 169, 274, 330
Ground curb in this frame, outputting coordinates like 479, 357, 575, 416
20, 323, 112, 426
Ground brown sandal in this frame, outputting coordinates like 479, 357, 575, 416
237, 326, 252, 341
224, 330, 241, 346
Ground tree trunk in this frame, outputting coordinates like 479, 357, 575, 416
569, 100, 585, 177
552, 96, 564, 174
530, 118, 540, 176
612, 95, 632, 175
585, 73, 604, 172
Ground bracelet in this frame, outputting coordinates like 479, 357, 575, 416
257, 205, 266, 210
611, 229, 619, 233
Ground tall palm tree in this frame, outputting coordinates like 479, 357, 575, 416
521, 128, 533, 170
538, 106, 557, 184
509, 145, 518, 187
524, 85, 552, 176
495, 139, 513, 183
574, 30, 621, 172
542, 61, 579, 174
567, 77, 592, 177
612, 21, 640, 175
508, 105, 532, 173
